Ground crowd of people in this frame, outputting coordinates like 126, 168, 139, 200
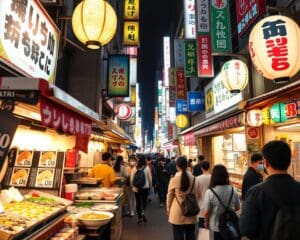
88, 140, 300, 240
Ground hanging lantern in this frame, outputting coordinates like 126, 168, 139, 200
249, 15, 300, 83
221, 59, 248, 93
176, 114, 189, 128
261, 107, 275, 125
270, 103, 287, 123
72, 0, 117, 49
247, 109, 263, 127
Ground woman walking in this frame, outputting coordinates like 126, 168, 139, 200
125, 155, 137, 216
167, 157, 200, 240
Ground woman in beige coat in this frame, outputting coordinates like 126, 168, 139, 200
167, 157, 201, 240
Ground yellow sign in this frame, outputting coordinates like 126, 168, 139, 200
131, 86, 136, 105
176, 114, 189, 128
124, 0, 139, 20
123, 21, 139, 46
205, 88, 214, 112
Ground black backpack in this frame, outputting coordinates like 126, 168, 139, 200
209, 187, 241, 240
133, 167, 146, 189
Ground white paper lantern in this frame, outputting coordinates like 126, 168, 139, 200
221, 59, 248, 93
247, 109, 263, 127
249, 15, 300, 83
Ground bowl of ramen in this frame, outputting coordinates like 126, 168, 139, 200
77, 211, 114, 227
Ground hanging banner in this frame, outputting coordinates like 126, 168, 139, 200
123, 21, 139, 46
0, 0, 60, 83
196, 0, 210, 33
184, 0, 196, 39
187, 91, 205, 112
184, 40, 198, 77
174, 39, 185, 68
124, 0, 139, 20
176, 99, 188, 114
211, 0, 232, 53
236, 0, 266, 37
176, 69, 187, 99
197, 35, 214, 77
107, 55, 130, 97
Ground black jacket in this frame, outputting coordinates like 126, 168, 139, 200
239, 174, 300, 240
156, 163, 170, 186
241, 167, 263, 200
193, 162, 203, 176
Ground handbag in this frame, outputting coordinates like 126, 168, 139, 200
176, 177, 200, 217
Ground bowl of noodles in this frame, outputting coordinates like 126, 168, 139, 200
77, 211, 114, 227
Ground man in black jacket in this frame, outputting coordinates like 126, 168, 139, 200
241, 153, 263, 200
193, 155, 205, 176
239, 140, 300, 239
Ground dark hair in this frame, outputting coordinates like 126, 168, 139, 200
251, 153, 263, 163
146, 156, 152, 161
137, 155, 146, 168
102, 152, 111, 161
209, 164, 230, 188
198, 155, 205, 161
201, 160, 210, 171
114, 155, 123, 172
176, 157, 190, 192
262, 140, 291, 170
159, 156, 166, 162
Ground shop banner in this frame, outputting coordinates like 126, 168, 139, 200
236, 0, 266, 37
107, 55, 130, 97
0, 110, 20, 171
246, 127, 261, 152
210, 0, 232, 53
176, 99, 188, 114
184, 0, 196, 39
176, 69, 187, 99
196, 0, 210, 33
169, 86, 176, 107
0, 0, 60, 83
187, 91, 205, 112
184, 40, 198, 77
0, 90, 39, 105
174, 39, 185, 68
169, 67, 176, 87
123, 21, 139, 46
184, 132, 196, 146
124, 0, 139, 20
167, 122, 173, 139
197, 35, 214, 77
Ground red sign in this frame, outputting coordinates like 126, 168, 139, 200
247, 127, 259, 139
169, 86, 176, 107
176, 69, 186, 99
236, 0, 266, 37
116, 103, 132, 120
167, 123, 173, 139
197, 35, 214, 77
184, 132, 195, 146
126, 47, 138, 56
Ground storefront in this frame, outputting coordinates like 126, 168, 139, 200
161, 138, 180, 158
180, 130, 198, 160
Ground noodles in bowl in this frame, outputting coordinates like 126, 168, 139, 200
77, 211, 114, 227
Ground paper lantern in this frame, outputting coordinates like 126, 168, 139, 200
247, 109, 263, 127
270, 103, 287, 123
261, 107, 275, 125
72, 0, 117, 49
176, 114, 189, 128
221, 59, 249, 93
249, 15, 300, 83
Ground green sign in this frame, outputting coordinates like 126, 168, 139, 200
210, 0, 231, 53
184, 40, 198, 77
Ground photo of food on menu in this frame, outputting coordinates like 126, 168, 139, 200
39, 151, 57, 167
35, 168, 55, 188
15, 150, 33, 167
10, 167, 30, 187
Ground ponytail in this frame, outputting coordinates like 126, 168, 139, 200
177, 157, 190, 191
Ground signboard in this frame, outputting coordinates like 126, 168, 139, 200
176, 69, 187, 99
107, 55, 130, 97
163, 36, 171, 87
169, 86, 176, 107
176, 99, 188, 114
116, 103, 132, 120
123, 21, 139, 46
197, 35, 214, 77
126, 47, 138, 56
158, 80, 163, 115
236, 0, 266, 37
174, 39, 185, 68
0, 90, 39, 105
124, 0, 139, 20
184, 40, 197, 77
130, 57, 137, 86
184, 0, 196, 39
0, 0, 60, 83
187, 91, 205, 112
169, 68, 176, 87
196, 0, 210, 33
211, 0, 231, 52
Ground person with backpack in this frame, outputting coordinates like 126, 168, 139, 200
203, 164, 240, 240
166, 157, 201, 240
239, 140, 300, 240
130, 155, 152, 224
156, 156, 171, 207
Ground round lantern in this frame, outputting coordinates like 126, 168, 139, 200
261, 107, 275, 125
249, 15, 300, 83
270, 103, 287, 123
176, 114, 189, 128
116, 104, 132, 120
221, 59, 248, 93
72, 0, 117, 49
247, 109, 263, 127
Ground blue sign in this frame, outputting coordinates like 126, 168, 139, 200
187, 91, 205, 112
176, 100, 188, 114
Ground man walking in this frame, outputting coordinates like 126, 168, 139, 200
193, 155, 205, 176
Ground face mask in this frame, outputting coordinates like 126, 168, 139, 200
256, 164, 264, 171
129, 161, 136, 166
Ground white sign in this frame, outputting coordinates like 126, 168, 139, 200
0, 0, 60, 83
130, 57, 137, 86
184, 0, 196, 39
196, 0, 210, 33
163, 36, 171, 87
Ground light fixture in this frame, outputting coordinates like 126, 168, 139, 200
72, 0, 117, 49
277, 123, 300, 131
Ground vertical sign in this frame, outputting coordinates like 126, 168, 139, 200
158, 80, 163, 115
187, 91, 205, 112
163, 36, 171, 87
169, 86, 176, 107
184, 40, 197, 77
130, 57, 137, 86
184, 0, 196, 39
211, 0, 232, 52
174, 39, 185, 68
107, 55, 130, 97
176, 100, 188, 114
124, 0, 139, 20
123, 21, 139, 46
176, 69, 187, 99
169, 67, 176, 87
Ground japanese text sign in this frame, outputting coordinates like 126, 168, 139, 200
196, 0, 210, 33
124, 0, 139, 20
169, 86, 176, 107
235, 0, 266, 37
197, 35, 214, 77
176, 100, 188, 114
174, 39, 185, 68
210, 0, 232, 52
0, 0, 60, 83
184, 40, 198, 77
123, 21, 139, 46
184, 0, 196, 39
175, 69, 187, 99
107, 55, 130, 97
187, 91, 205, 112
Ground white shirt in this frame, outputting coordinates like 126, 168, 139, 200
130, 166, 152, 192
196, 173, 211, 217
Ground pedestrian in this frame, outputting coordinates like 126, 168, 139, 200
239, 140, 300, 239
167, 157, 200, 240
188, 158, 193, 172
156, 156, 171, 207
113, 155, 128, 187
193, 155, 205, 176
146, 156, 156, 202
167, 156, 177, 177
202, 164, 240, 240
125, 155, 137, 216
241, 152, 263, 200
130, 155, 152, 224
196, 160, 211, 228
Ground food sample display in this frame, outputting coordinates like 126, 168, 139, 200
76, 191, 118, 201
0, 213, 34, 234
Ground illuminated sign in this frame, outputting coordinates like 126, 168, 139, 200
163, 36, 171, 86
123, 21, 139, 46
184, 0, 196, 39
